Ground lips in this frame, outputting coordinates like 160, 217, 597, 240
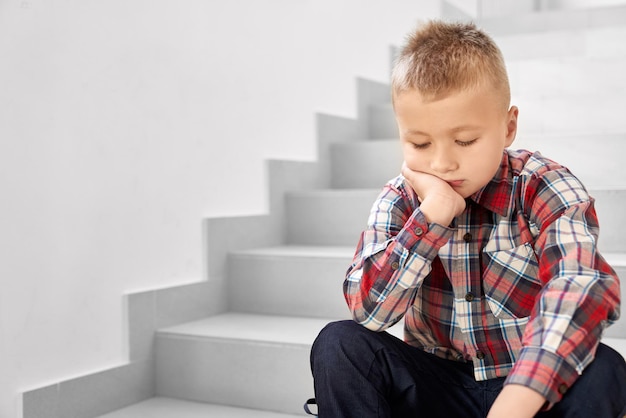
446, 180, 464, 187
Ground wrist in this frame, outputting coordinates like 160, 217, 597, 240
419, 195, 456, 226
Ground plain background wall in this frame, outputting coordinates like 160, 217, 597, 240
0, 0, 439, 416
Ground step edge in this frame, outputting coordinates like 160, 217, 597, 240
230, 245, 355, 258
156, 313, 334, 345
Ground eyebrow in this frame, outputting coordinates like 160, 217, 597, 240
405, 125, 481, 137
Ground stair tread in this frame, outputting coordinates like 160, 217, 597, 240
287, 188, 380, 196
232, 245, 626, 266
97, 397, 304, 418
158, 313, 333, 346
294, 186, 626, 194
232, 245, 354, 258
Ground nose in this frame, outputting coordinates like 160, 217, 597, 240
430, 147, 458, 174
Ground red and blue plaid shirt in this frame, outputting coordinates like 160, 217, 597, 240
344, 149, 621, 406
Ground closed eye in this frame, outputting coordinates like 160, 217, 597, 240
411, 142, 430, 150
455, 138, 478, 147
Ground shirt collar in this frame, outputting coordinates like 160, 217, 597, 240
469, 151, 514, 217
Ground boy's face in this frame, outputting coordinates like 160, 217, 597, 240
395, 86, 518, 198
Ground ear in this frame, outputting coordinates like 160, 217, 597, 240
504, 106, 518, 147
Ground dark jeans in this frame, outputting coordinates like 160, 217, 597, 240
310, 320, 626, 418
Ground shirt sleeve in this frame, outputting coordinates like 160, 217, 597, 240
504, 168, 621, 408
343, 177, 454, 332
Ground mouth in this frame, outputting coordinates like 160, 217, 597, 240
446, 180, 464, 187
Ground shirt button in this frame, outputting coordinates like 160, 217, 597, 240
558, 383, 568, 395
465, 292, 475, 302
463, 233, 472, 242
391, 261, 399, 270
414, 227, 424, 236
476, 350, 485, 360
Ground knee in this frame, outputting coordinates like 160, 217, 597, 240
559, 344, 626, 415
589, 343, 626, 385
312, 320, 361, 356
311, 320, 372, 369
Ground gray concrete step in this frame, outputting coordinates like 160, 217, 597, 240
508, 55, 626, 98
285, 188, 377, 246
97, 396, 304, 418
228, 245, 353, 319
153, 310, 622, 418
285, 186, 626, 252
229, 245, 625, 335
155, 313, 331, 415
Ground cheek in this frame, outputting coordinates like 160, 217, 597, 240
402, 151, 426, 171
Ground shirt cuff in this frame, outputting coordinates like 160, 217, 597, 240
504, 346, 579, 409
395, 208, 453, 260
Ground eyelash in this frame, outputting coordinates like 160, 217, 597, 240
456, 138, 478, 147
411, 138, 477, 149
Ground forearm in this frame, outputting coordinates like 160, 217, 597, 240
487, 385, 545, 418
345, 211, 452, 331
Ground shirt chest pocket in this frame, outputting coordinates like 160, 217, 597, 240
482, 243, 542, 319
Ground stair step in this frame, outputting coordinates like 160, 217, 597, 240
96, 397, 304, 418
330, 139, 401, 189
495, 26, 626, 60
509, 55, 626, 98
286, 186, 626, 252
285, 189, 378, 246
155, 313, 332, 415
478, 5, 626, 36
513, 94, 626, 135
512, 133, 626, 189
330, 134, 626, 190
228, 245, 353, 318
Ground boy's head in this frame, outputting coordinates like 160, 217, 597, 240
393, 20, 518, 198
392, 20, 510, 107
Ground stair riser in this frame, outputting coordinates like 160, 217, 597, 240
228, 254, 351, 318
330, 140, 402, 189
285, 189, 626, 252
509, 57, 626, 98
285, 191, 377, 246
331, 136, 626, 189
155, 336, 314, 415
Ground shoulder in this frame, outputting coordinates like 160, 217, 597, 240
507, 148, 569, 178
507, 149, 591, 218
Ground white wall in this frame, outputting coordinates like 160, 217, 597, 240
0, 1, 439, 416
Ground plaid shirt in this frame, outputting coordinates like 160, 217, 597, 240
344, 149, 621, 406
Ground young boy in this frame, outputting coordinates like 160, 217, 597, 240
309, 21, 626, 417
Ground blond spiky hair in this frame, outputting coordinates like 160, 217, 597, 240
392, 20, 510, 107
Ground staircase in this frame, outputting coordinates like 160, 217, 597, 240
23, 3, 626, 418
